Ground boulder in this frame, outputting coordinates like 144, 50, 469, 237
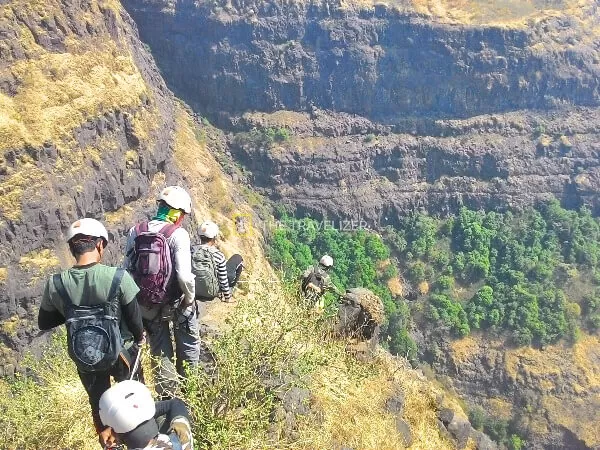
335, 288, 384, 345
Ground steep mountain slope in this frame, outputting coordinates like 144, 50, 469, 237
0, 0, 269, 377
0, 1, 469, 449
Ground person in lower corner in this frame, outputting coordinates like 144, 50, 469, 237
99, 380, 193, 450
192, 220, 243, 303
38, 218, 145, 444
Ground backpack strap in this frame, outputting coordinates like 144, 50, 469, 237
107, 268, 125, 304
104, 268, 125, 317
135, 221, 149, 235
52, 273, 74, 316
159, 223, 180, 239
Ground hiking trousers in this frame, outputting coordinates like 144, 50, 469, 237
226, 254, 243, 288
78, 345, 142, 433
143, 303, 200, 398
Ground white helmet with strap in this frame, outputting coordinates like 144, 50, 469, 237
199, 220, 219, 239
158, 186, 192, 214
320, 254, 334, 268
66, 218, 109, 244
99, 380, 155, 434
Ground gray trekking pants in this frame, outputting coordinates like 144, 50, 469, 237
143, 302, 200, 398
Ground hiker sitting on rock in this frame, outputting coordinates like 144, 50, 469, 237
38, 218, 145, 443
301, 255, 342, 311
99, 380, 193, 450
123, 186, 198, 398
192, 220, 243, 303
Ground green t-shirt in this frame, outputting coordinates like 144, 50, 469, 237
41, 263, 140, 341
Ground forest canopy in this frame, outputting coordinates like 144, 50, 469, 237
267, 200, 600, 351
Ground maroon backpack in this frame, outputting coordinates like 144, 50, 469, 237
130, 222, 179, 305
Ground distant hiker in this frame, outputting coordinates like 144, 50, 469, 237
38, 218, 145, 440
301, 254, 342, 310
192, 220, 243, 303
99, 380, 193, 450
123, 186, 198, 398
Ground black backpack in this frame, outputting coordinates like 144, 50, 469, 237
302, 269, 325, 296
53, 269, 124, 373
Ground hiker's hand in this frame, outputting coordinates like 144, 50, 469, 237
181, 296, 194, 307
99, 426, 116, 448
136, 331, 146, 347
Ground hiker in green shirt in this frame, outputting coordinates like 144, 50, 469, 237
38, 218, 145, 444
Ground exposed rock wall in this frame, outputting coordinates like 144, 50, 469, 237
418, 330, 600, 450
0, 0, 177, 372
231, 107, 600, 222
123, 0, 600, 121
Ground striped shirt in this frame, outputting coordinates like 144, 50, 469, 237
200, 244, 231, 300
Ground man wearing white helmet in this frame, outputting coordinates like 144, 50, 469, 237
39, 218, 145, 440
123, 186, 198, 398
301, 254, 342, 310
98, 380, 193, 450
192, 220, 243, 302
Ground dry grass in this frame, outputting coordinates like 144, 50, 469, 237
449, 335, 479, 364
2, 278, 457, 450
104, 204, 135, 225
18, 248, 61, 273
299, 352, 453, 450
0, 267, 7, 284
408, 0, 573, 25
0, 316, 19, 337
387, 277, 404, 296
0, 44, 147, 153
0, 164, 47, 221
242, 110, 311, 129
487, 397, 513, 421
0, 332, 98, 450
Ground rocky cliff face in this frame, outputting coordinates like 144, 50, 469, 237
230, 107, 600, 223
123, 0, 600, 220
418, 330, 600, 450
119, 1, 600, 448
0, 0, 177, 372
0, 0, 272, 378
122, 0, 600, 120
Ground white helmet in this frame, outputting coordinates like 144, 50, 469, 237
66, 218, 109, 244
199, 220, 219, 239
320, 255, 334, 268
158, 186, 192, 214
99, 380, 155, 434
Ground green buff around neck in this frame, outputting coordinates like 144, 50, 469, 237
153, 204, 182, 224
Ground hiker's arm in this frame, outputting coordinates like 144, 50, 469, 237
122, 298, 144, 343
38, 280, 65, 330
38, 308, 65, 330
172, 229, 196, 305
215, 253, 232, 301
329, 283, 343, 296
119, 273, 144, 342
